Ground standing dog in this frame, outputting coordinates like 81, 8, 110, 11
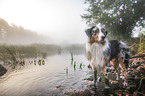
85, 26, 130, 88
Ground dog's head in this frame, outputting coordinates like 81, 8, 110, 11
85, 26, 108, 44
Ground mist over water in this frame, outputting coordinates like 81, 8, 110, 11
0, 0, 87, 45
0, 18, 86, 45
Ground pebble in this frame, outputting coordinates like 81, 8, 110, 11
0, 64, 7, 76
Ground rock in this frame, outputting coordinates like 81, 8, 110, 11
83, 76, 93, 81
0, 64, 7, 76
125, 58, 145, 95
64, 89, 92, 96
56, 85, 65, 90
97, 77, 102, 82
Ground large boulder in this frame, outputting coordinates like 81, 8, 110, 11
0, 64, 7, 76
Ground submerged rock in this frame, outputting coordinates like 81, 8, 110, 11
0, 64, 7, 76
64, 89, 92, 96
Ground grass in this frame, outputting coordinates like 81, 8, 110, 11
0, 43, 85, 69
0, 46, 25, 69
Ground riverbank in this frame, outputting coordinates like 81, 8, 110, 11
63, 56, 145, 96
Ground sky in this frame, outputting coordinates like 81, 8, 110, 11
0, 0, 88, 44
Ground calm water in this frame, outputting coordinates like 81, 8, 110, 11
0, 54, 94, 96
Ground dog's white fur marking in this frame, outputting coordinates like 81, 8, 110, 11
98, 31, 104, 41
93, 26, 105, 42
86, 38, 109, 68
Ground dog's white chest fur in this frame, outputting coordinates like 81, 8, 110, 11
86, 41, 109, 68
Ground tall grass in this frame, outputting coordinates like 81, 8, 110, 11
129, 31, 145, 56
0, 47, 25, 69
0, 45, 37, 69
138, 32, 145, 53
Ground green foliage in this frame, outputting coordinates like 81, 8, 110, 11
82, 0, 145, 40
137, 32, 145, 53
129, 31, 145, 55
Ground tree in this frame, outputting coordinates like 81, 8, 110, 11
0, 18, 50, 44
0, 18, 11, 34
82, 0, 145, 40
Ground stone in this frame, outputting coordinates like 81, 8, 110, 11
64, 89, 92, 96
0, 64, 7, 76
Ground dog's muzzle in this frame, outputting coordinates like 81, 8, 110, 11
101, 36, 105, 41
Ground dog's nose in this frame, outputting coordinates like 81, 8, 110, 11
101, 36, 105, 40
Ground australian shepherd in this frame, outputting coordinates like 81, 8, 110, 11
85, 26, 130, 88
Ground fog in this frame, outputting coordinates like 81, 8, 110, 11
0, 0, 87, 45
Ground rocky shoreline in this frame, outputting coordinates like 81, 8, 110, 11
126, 58, 145, 95
63, 57, 145, 96
0, 64, 7, 77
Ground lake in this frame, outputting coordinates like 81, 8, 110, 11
0, 54, 99, 96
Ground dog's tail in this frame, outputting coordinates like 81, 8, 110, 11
119, 41, 130, 69
124, 51, 130, 69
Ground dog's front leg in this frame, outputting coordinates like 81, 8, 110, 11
118, 57, 128, 87
86, 51, 92, 62
92, 66, 97, 85
102, 58, 110, 88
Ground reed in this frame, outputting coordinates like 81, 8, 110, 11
0, 47, 25, 69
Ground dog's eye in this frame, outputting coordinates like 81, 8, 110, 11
92, 31, 98, 36
92, 27, 99, 35
96, 28, 99, 33
92, 31, 94, 34
101, 28, 105, 32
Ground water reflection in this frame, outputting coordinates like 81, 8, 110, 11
0, 54, 91, 96
30, 59, 45, 66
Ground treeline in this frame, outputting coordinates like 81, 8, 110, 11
0, 43, 85, 58
0, 18, 50, 44
82, 0, 145, 40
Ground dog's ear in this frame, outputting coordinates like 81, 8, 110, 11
101, 27, 108, 36
105, 31, 108, 36
85, 26, 95, 37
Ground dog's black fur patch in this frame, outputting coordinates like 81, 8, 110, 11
109, 40, 121, 60
85, 26, 95, 38
109, 40, 130, 68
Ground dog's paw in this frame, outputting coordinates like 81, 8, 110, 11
97, 77, 102, 82
88, 81, 97, 86
111, 80, 118, 84
123, 82, 129, 87
105, 85, 110, 89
